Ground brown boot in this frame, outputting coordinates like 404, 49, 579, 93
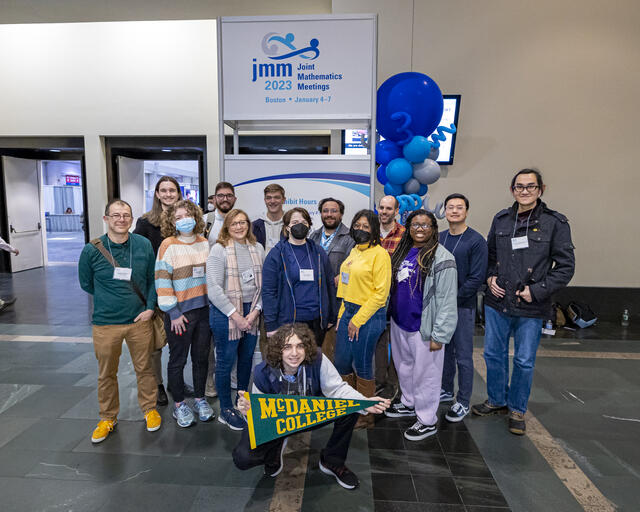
355, 377, 376, 429
341, 373, 355, 388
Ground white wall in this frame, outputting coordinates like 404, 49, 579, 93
0, 20, 219, 237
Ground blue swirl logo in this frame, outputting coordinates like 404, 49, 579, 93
261, 32, 320, 60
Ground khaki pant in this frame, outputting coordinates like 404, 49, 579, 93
92, 320, 158, 420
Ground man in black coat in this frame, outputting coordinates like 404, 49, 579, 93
472, 169, 575, 435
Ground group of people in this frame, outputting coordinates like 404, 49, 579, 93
78, 167, 575, 489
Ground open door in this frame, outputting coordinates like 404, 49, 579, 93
117, 156, 146, 221
2, 156, 44, 272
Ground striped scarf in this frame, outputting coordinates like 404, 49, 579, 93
225, 242, 263, 341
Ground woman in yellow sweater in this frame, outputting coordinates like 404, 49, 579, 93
335, 209, 392, 428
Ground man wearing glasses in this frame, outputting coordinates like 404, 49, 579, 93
472, 169, 575, 435
78, 199, 160, 443
439, 194, 488, 423
206, 182, 237, 247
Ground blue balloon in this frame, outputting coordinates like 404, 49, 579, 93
418, 184, 428, 196
402, 136, 432, 163
376, 165, 388, 185
384, 182, 404, 196
375, 140, 402, 165
385, 158, 413, 185
377, 72, 444, 144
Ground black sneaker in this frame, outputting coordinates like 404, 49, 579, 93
404, 420, 437, 441
264, 438, 288, 477
384, 401, 416, 418
157, 385, 168, 407
319, 455, 359, 489
508, 410, 526, 435
471, 400, 508, 416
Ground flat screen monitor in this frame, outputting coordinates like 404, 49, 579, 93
343, 94, 461, 165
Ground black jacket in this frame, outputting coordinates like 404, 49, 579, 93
485, 200, 575, 318
133, 217, 163, 256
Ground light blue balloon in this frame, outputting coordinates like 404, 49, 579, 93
413, 159, 441, 185
403, 178, 421, 194
402, 136, 432, 163
384, 182, 404, 196
386, 158, 413, 185
418, 184, 428, 196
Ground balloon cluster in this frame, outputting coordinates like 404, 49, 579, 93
375, 72, 456, 220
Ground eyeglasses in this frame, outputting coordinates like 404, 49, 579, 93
216, 193, 235, 200
107, 214, 132, 220
512, 184, 539, 193
410, 224, 434, 231
230, 220, 248, 228
322, 209, 340, 215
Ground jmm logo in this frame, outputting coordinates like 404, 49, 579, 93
251, 59, 292, 82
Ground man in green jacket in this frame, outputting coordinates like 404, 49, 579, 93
78, 199, 161, 443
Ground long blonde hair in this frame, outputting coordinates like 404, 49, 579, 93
216, 209, 257, 247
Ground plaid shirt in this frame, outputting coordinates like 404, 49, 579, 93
381, 222, 405, 255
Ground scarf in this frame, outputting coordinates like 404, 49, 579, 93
225, 242, 263, 341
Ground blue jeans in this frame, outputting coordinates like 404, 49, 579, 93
210, 303, 258, 410
484, 305, 543, 414
334, 302, 386, 380
442, 307, 475, 407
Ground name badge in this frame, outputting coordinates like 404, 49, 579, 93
511, 236, 529, 250
241, 268, 254, 283
300, 269, 314, 281
193, 266, 205, 278
397, 267, 410, 282
113, 267, 132, 281
341, 271, 349, 284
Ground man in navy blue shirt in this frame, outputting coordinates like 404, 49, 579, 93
439, 194, 488, 422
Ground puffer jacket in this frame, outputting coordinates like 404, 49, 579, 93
484, 200, 575, 318
419, 245, 459, 345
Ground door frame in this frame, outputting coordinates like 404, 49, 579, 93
0, 149, 87, 272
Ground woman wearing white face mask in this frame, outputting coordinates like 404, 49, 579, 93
155, 200, 213, 428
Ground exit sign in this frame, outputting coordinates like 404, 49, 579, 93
66, 175, 80, 186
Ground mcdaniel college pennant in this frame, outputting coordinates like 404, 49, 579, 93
246, 393, 380, 448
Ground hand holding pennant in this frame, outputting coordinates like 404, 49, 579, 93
241, 392, 386, 449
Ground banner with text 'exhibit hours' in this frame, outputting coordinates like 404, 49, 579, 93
219, 15, 375, 120
218, 14, 377, 210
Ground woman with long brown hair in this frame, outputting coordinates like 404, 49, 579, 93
207, 209, 265, 431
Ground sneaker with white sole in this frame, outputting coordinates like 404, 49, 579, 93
218, 407, 246, 431
384, 401, 416, 418
445, 402, 469, 423
404, 420, 437, 441
265, 438, 288, 477
173, 402, 196, 428
193, 398, 215, 422
439, 389, 454, 403
319, 455, 359, 489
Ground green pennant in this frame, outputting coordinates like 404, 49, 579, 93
246, 393, 380, 448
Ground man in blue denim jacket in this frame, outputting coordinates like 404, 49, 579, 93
472, 169, 575, 435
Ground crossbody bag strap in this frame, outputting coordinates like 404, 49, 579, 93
91, 238, 147, 307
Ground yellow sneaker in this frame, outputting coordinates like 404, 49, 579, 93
145, 409, 162, 432
91, 419, 117, 443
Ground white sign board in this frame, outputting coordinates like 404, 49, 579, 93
225, 155, 371, 226
220, 15, 376, 120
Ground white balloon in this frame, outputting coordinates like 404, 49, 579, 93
413, 159, 441, 185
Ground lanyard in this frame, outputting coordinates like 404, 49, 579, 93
512, 210, 534, 238
289, 242, 312, 270
106, 235, 132, 268
444, 229, 465, 255
320, 228, 337, 251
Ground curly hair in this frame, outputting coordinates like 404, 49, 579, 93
216, 209, 257, 247
266, 323, 318, 369
391, 209, 439, 282
160, 199, 205, 238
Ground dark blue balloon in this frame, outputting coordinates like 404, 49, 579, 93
384, 182, 404, 196
376, 165, 388, 185
375, 140, 402, 165
418, 184, 428, 196
377, 72, 444, 144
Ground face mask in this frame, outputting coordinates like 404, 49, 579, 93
290, 223, 310, 240
207, 203, 215, 212
352, 229, 371, 244
176, 217, 196, 233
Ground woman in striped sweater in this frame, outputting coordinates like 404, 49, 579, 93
155, 200, 214, 428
